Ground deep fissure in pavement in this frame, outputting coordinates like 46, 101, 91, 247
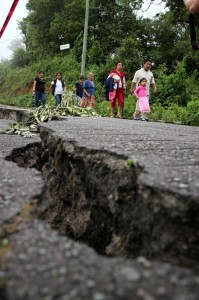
5, 127, 199, 270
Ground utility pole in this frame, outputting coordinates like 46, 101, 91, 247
81, 0, 89, 76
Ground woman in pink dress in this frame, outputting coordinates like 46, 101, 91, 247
134, 78, 150, 121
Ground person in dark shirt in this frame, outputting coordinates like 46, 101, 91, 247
72, 76, 85, 105
32, 70, 46, 107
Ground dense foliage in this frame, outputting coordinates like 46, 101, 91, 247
1, 0, 199, 125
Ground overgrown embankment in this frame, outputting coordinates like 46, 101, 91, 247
1, 55, 199, 125
0, 54, 104, 107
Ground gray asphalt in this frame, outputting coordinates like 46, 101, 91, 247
0, 108, 199, 300
0, 119, 42, 233
41, 116, 199, 198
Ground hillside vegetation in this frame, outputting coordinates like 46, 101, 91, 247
1, 0, 199, 125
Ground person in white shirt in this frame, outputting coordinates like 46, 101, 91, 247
130, 59, 156, 120
48, 72, 66, 106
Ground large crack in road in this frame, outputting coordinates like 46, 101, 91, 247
5, 125, 199, 270
1, 107, 199, 299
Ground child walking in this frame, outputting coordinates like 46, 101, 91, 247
133, 78, 150, 121
72, 76, 85, 105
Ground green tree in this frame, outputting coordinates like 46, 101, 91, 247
89, 0, 140, 59
114, 37, 142, 78
11, 48, 30, 68
19, 0, 142, 65
136, 11, 192, 72
19, 0, 68, 61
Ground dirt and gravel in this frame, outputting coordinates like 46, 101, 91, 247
0, 105, 199, 300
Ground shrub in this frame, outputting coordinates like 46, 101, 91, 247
123, 95, 135, 119
150, 104, 164, 121
95, 100, 110, 117
95, 94, 135, 119
150, 103, 190, 125
152, 58, 199, 107
187, 99, 199, 126
162, 108, 178, 123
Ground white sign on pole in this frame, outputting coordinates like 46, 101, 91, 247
60, 44, 70, 50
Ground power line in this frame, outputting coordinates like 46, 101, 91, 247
0, 34, 21, 44
0, 14, 55, 46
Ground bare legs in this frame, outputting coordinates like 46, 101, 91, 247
110, 107, 114, 117
110, 106, 122, 118
117, 106, 122, 118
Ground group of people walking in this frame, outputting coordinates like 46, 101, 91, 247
32, 71, 96, 109
105, 59, 156, 120
130, 59, 156, 121
32, 71, 67, 107
73, 72, 96, 109
32, 58, 156, 121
